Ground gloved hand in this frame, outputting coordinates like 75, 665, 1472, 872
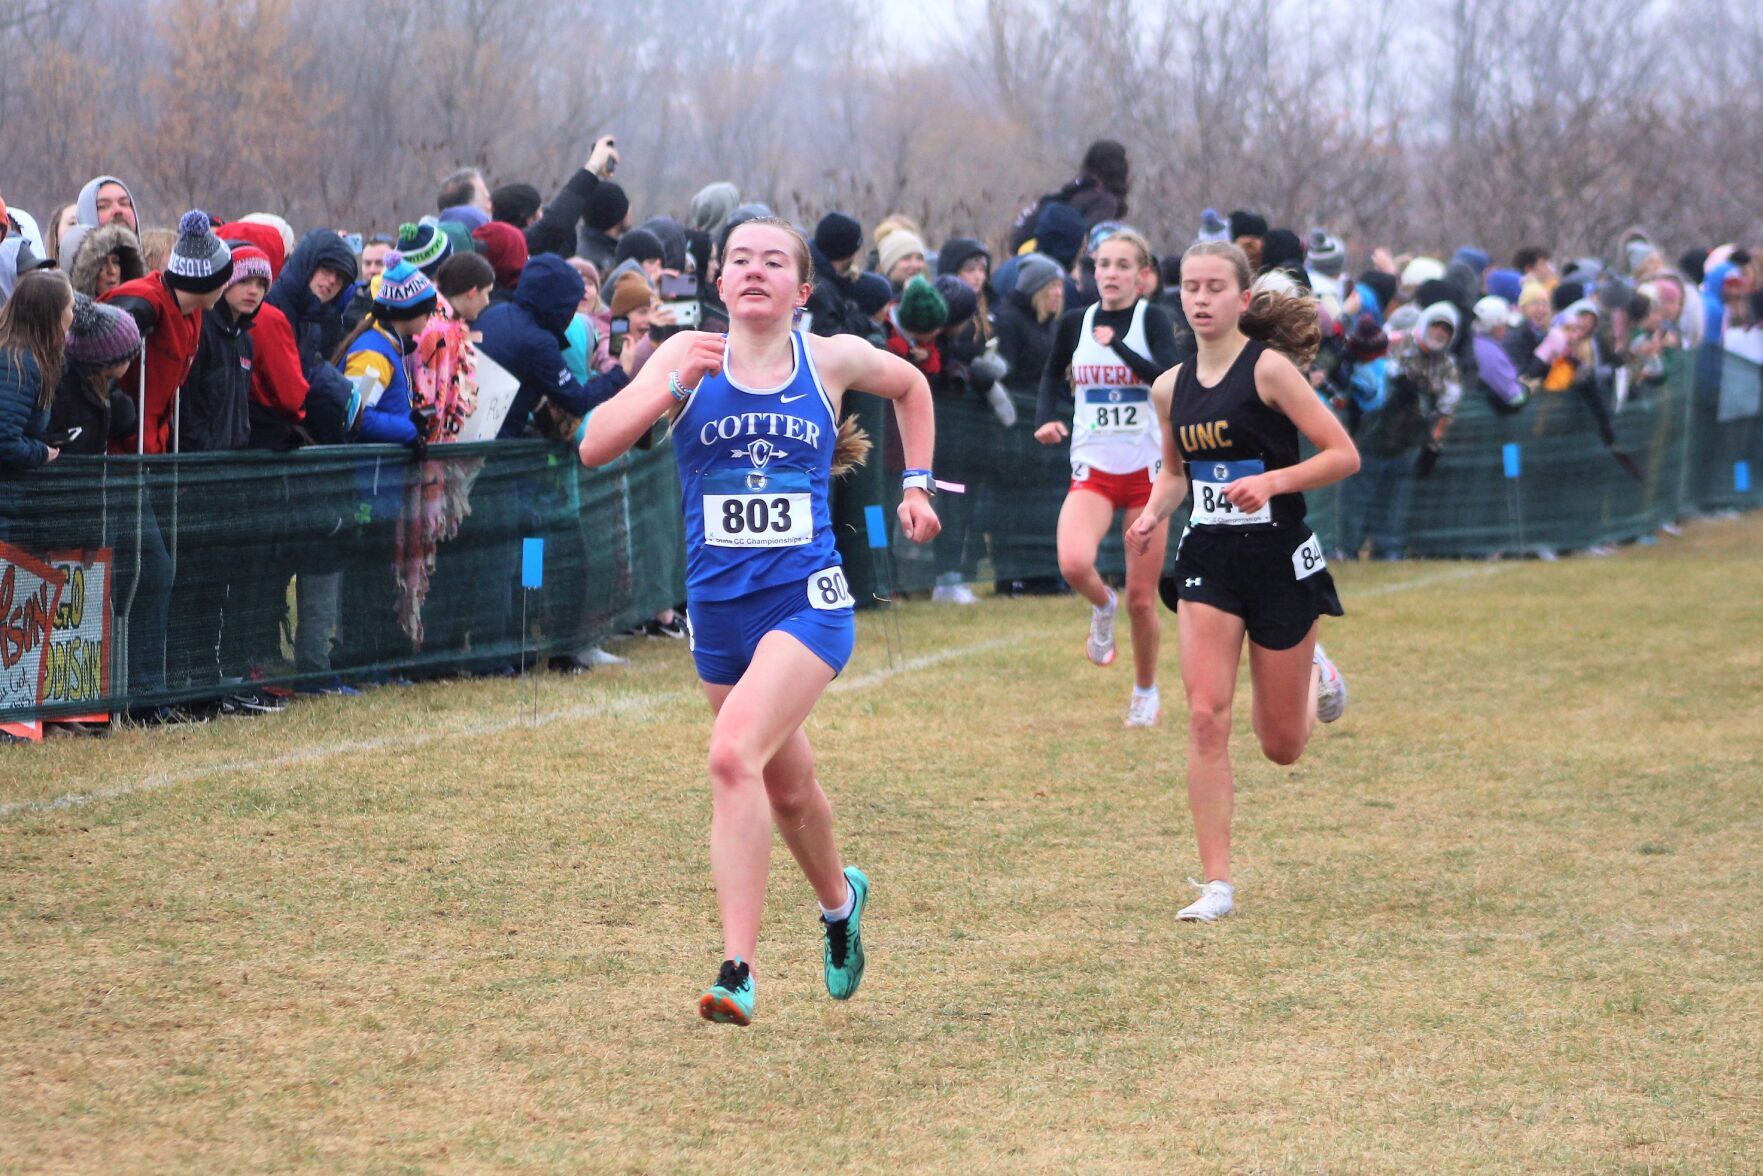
986, 383, 1019, 428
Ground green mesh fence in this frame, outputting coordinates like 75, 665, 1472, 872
2, 348, 1758, 722
2, 441, 685, 722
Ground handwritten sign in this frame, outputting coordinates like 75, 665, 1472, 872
0, 541, 64, 712
1, 542, 111, 731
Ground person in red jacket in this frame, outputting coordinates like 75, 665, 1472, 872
216, 221, 308, 447
100, 210, 232, 453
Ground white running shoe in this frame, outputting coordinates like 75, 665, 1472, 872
1125, 690, 1160, 728
1313, 643, 1347, 723
578, 645, 629, 667
1176, 878, 1235, 922
931, 583, 978, 605
1086, 588, 1118, 666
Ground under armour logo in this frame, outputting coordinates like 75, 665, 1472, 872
1185, 577, 1202, 587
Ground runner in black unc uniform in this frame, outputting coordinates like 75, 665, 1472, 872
1125, 241, 1360, 922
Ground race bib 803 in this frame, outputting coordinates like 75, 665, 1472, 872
702, 468, 813, 548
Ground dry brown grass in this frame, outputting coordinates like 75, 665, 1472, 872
4, 516, 1761, 1172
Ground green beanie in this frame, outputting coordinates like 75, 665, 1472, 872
896, 274, 948, 335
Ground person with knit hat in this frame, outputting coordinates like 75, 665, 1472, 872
336, 251, 436, 449
802, 212, 866, 339
491, 183, 543, 229
576, 180, 630, 273
877, 227, 927, 292
812, 213, 863, 274
1196, 208, 1231, 245
179, 242, 267, 453
165, 241, 273, 685
613, 227, 665, 284
52, 294, 142, 455
1306, 229, 1347, 303
99, 211, 232, 453
849, 271, 893, 342
521, 135, 621, 259
471, 221, 529, 299
1485, 267, 1523, 305
396, 218, 454, 278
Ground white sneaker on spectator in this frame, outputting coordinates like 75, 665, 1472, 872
931, 583, 978, 605
577, 644, 628, 667
1176, 878, 1235, 922
1125, 689, 1160, 728
1086, 588, 1118, 666
1313, 643, 1347, 724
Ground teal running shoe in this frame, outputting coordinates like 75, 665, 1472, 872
822, 866, 869, 1000
698, 958, 756, 1026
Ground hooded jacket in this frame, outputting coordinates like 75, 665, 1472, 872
936, 237, 990, 279
100, 271, 201, 454
75, 174, 140, 231
68, 223, 147, 299
475, 253, 627, 438
1360, 302, 1463, 456
180, 300, 257, 451
268, 229, 359, 443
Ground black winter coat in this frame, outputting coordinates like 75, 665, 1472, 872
51, 365, 136, 455
179, 303, 255, 452
993, 290, 1056, 400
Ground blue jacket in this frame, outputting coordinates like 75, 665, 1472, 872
0, 350, 51, 474
476, 254, 627, 438
341, 324, 419, 444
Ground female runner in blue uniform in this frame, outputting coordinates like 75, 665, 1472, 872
1126, 241, 1359, 922
580, 218, 941, 1025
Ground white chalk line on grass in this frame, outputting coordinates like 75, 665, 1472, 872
1352, 562, 1516, 598
0, 636, 1024, 821
2, 568, 1493, 822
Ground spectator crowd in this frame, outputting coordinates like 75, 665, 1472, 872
2, 136, 1758, 731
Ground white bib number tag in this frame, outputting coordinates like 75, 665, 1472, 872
1083, 388, 1148, 436
702, 468, 812, 548
1189, 458, 1271, 527
1291, 534, 1326, 581
807, 565, 854, 611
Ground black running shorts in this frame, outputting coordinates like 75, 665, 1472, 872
1161, 525, 1344, 650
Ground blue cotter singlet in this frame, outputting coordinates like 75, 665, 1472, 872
673, 329, 846, 602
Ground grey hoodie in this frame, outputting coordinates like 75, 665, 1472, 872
75, 175, 141, 233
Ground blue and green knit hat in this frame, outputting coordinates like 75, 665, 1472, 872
396, 217, 453, 275
373, 251, 438, 320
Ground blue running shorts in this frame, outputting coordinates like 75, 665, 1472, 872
686, 567, 857, 686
